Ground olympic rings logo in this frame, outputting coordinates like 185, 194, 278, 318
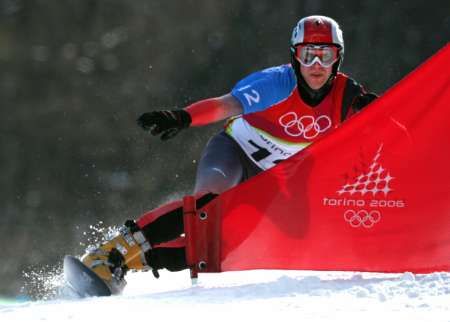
343, 209, 381, 228
278, 112, 332, 139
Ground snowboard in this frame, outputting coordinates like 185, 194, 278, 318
63, 255, 112, 297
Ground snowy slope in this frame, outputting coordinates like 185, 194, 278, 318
1, 268, 449, 322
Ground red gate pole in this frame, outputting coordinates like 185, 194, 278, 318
183, 195, 199, 282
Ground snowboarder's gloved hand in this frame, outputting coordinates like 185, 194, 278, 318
352, 92, 378, 111
137, 110, 192, 141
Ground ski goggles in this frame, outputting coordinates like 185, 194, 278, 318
294, 44, 339, 68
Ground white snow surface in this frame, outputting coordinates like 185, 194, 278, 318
1, 269, 450, 322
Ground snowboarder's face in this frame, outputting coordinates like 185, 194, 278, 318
300, 63, 333, 90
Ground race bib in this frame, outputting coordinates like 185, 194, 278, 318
226, 118, 309, 170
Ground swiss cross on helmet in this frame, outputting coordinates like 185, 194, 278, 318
290, 15, 344, 75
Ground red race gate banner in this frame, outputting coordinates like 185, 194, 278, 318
184, 44, 450, 274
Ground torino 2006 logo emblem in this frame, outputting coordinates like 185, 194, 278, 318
278, 112, 332, 139
322, 144, 406, 229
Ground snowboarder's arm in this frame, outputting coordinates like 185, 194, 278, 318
185, 94, 243, 126
137, 94, 243, 140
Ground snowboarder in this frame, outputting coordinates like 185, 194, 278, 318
73, 15, 378, 295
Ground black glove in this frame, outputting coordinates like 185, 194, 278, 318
137, 110, 192, 141
352, 92, 378, 111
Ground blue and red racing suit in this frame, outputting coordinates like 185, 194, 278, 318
227, 64, 366, 170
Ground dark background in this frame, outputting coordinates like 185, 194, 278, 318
0, 0, 448, 297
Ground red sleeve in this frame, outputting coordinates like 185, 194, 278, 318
185, 97, 240, 126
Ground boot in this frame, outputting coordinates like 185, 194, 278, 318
81, 221, 152, 294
